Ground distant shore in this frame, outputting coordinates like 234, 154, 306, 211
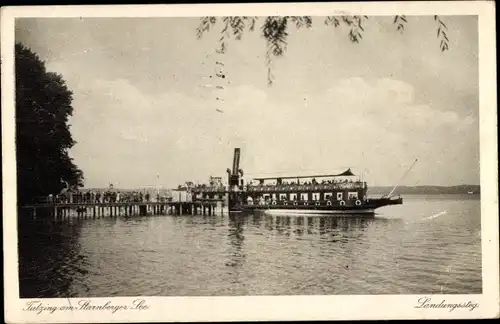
368, 185, 480, 195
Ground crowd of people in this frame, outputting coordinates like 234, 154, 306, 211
189, 178, 366, 194
47, 190, 165, 204
248, 178, 364, 187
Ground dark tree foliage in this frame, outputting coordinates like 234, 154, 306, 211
15, 42, 84, 204
197, 15, 449, 85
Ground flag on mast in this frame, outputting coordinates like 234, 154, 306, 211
156, 173, 160, 196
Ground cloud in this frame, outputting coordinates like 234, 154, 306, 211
64, 75, 477, 188
37, 17, 478, 188
308, 77, 478, 185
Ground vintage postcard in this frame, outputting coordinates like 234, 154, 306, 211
2, 1, 498, 322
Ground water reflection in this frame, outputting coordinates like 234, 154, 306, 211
246, 211, 381, 240
18, 217, 87, 298
226, 213, 246, 268
251, 212, 262, 227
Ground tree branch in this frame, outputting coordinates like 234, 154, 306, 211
196, 15, 450, 85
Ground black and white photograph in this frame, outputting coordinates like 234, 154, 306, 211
2, 2, 498, 322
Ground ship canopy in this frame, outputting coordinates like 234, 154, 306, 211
252, 168, 356, 181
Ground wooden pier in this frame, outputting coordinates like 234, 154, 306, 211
19, 200, 222, 220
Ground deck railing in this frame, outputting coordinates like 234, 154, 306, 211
190, 182, 367, 193
246, 182, 366, 192
192, 186, 227, 193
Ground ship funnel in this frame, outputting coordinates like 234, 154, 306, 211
228, 148, 242, 187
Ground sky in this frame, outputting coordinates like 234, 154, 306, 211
15, 16, 479, 188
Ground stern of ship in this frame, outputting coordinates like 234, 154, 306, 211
368, 195, 403, 209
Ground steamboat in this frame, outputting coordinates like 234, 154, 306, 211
192, 148, 409, 215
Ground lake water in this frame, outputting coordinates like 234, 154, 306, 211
18, 194, 482, 297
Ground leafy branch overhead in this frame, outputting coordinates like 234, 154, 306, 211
196, 15, 450, 85
434, 15, 449, 52
393, 15, 408, 34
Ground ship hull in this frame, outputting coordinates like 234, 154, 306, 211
229, 197, 403, 215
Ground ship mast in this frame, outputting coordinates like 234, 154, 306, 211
386, 159, 418, 197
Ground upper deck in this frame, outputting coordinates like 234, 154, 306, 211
246, 180, 367, 192
191, 167, 366, 194
192, 180, 367, 194
246, 168, 365, 192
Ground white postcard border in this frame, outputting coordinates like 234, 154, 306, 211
2, 2, 498, 322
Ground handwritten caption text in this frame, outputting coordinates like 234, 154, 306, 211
23, 299, 150, 315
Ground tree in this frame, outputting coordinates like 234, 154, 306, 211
196, 15, 449, 85
15, 42, 84, 204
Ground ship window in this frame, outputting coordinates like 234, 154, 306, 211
312, 193, 320, 201
263, 194, 270, 200
300, 193, 308, 201
290, 193, 298, 201
279, 193, 287, 201
324, 193, 333, 200
337, 192, 343, 200
348, 192, 358, 200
